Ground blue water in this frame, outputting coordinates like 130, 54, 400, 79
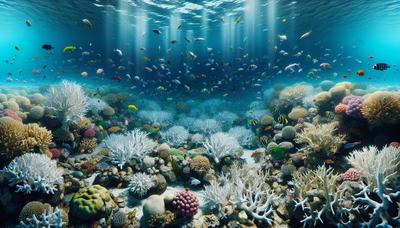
1, 0, 400, 99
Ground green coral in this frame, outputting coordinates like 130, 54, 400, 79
69, 185, 117, 221
169, 149, 184, 161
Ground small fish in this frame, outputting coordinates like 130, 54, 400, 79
25, 19, 32, 27
112, 76, 122, 82
277, 114, 289, 125
14, 46, 20, 51
114, 49, 123, 57
278, 34, 287, 42
194, 37, 205, 42
344, 141, 362, 149
189, 177, 201, 186
152, 29, 161, 35
81, 71, 88, 77
32, 70, 42, 75
356, 70, 365, 76
188, 51, 197, 60
177, 24, 182, 29
373, 63, 390, 71
128, 104, 138, 111
343, 75, 349, 78
250, 119, 258, 126
96, 68, 104, 75
170, 40, 177, 44
144, 67, 153, 72
82, 18, 93, 29
320, 62, 331, 69
299, 31, 312, 39
63, 46, 77, 53
117, 182, 123, 188
42, 44, 53, 50
184, 37, 191, 43
235, 16, 241, 24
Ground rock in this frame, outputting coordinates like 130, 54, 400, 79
150, 174, 167, 195
278, 141, 294, 152
143, 195, 165, 219
143, 156, 155, 168
157, 143, 170, 153
281, 126, 296, 140
71, 171, 84, 179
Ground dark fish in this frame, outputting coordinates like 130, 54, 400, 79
344, 141, 361, 149
373, 63, 390, 71
249, 119, 258, 126
42, 65, 47, 69
42, 44, 53, 50
152, 29, 161, 35
112, 76, 122, 82
15, 46, 20, 51
184, 37, 191, 43
278, 114, 288, 125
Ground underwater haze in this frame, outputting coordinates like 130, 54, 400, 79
1, 0, 400, 227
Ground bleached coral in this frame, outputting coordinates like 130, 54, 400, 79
193, 118, 222, 135
87, 97, 109, 113
295, 122, 346, 155
191, 133, 205, 145
346, 146, 400, 187
228, 126, 254, 147
214, 111, 238, 130
104, 129, 157, 169
203, 132, 241, 163
201, 179, 235, 214
160, 126, 189, 147
18, 207, 64, 228
245, 109, 269, 120
46, 80, 89, 125
279, 84, 313, 106
292, 166, 354, 226
137, 110, 173, 126
2, 153, 63, 194
128, 172, 154, 198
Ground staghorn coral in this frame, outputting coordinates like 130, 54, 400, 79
104, 129, 157, 169
0, 117, 52, 163
18, 207, 64, 228
193, 118, 222, 135
2, 153, 63, 194
295, 122, 346, 156
201, 179, 235, 215
361, 91, 400, 126
79, 138, 97, 153
128, 172, 155, 198
46, 80, 89, 126
137, 110, 173, 126
160, 126, 190, 147
346, 146, 400, 187
292, 166, 356, 226
203, 132, 241, 163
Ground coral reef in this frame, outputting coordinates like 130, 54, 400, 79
128, 172, 155, 198
160, 126, 190, 147
361, 91, 400, 126
2, 153, 63, 194
228, 126, 254, 147
172, 189, 199, 217
203, 132, 241, 163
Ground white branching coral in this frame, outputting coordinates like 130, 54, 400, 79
292, 166, 349, 226
346, 145, 400, 186
104, 129, 157, 169
137, 110, 173, 126
193, 118, 222, 135
2, 153, 64, 194
203, 132, 241, 163
128, 172, 154, 198
214, 111, 238, 130
201, 164, 278, 223
46, 80, 88, 125
160, 126, 189, 147
18, 207, 64, 228
228, 126, 254, 147
295, 122, 346, 155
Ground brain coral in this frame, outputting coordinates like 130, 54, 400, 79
70, 185, 117, 221
361, 91, 400, 126
19, 201, 51, 223
0, 117, 52, 164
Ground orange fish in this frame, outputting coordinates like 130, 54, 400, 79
356, 70, 365, 76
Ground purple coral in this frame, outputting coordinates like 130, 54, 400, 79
342, 96, 363, 118
172, 189, 199, 217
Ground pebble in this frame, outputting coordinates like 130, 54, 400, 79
72, 171, 84, 179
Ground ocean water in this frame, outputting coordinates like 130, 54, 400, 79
1, 0, 400, 227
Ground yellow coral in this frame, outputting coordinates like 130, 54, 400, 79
288, 107, 308, 121
361, 91, 400, 126
0, 117, 52, 163
295, 122, 346, 155
76, 117, 92, 129
79, 138, 97, 153
279, 84, 312, 104
190, 155, 212, 176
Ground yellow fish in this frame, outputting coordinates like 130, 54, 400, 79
278, 114, 289, 125
143, 56, 151, 61
63, 46, 76, 53
128, 104, 138, 111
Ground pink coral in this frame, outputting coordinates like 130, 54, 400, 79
334, 103, 347, 114
389, 141, 400, 148
0, 109, 22, 122
342, 96, 363, 118
83, 125, 96, 138
50, 148, 61, 158
172, 189, 199, 217
341, 168, 360, 182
